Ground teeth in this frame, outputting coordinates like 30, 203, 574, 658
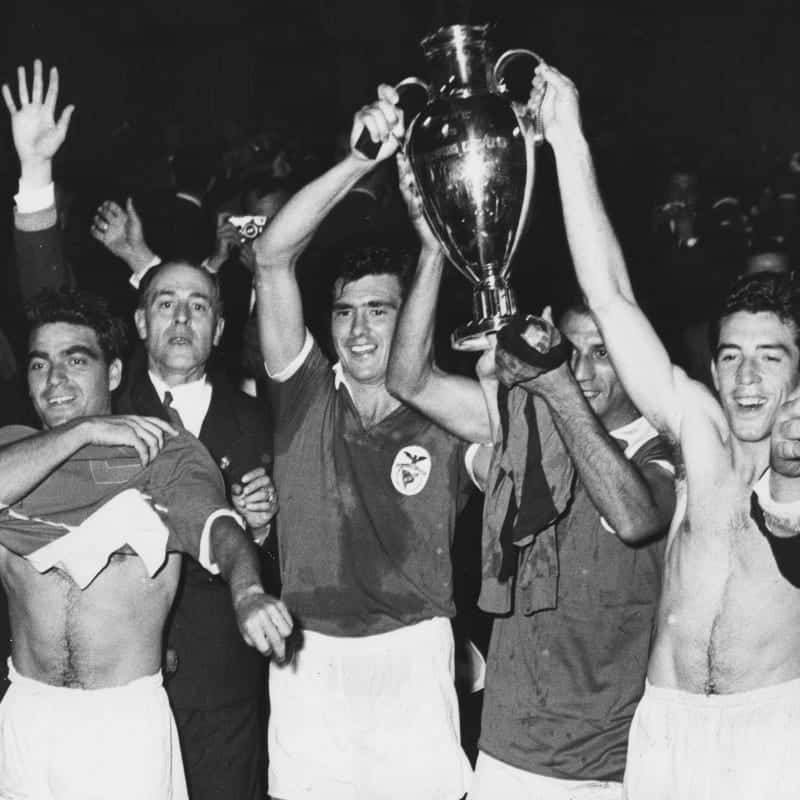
351, 345, 374, 354
48, 397, 73, 405
737, 398, 765, 408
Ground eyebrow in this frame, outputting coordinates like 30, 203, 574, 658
153, 289, 212, 302
716, 342, 793, 356
332, 299, 398, 310
27, 345, 101, 363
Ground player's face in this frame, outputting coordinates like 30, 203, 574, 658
330, 274, 402, 386
27, 322, 121, 430
712, 311, 800, 442
561, 310, 637, 430
135, 262, 224, 385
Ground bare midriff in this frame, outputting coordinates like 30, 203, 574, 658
0, 547, 181, 689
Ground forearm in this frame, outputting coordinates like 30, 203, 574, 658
209, 517, 265, 602
253, 154, 373, 271
0, 422, 87, 505
386, 248, 445, 400
551, 131, 633, 310
534, 374, 667, 542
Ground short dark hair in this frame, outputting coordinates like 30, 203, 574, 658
330, 241, 415, 303
137, 261, 224, 317
26, 289, 127, 364
709, 272, 800, 353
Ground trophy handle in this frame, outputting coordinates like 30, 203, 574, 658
493, 48, 547, 143
354, 77, 431, 160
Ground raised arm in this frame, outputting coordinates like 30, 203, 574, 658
386, 152, 494, 443
91, 198, 160, 284
252, 84, 403, 374
495, 325, 675, 543
3, 59, 75, 299
539, 66, 687, 437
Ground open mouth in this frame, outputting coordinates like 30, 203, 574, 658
349, 344, 376, 358
168, 335, 193, 346
734, 396, 766, 411
46, 395, 75, 407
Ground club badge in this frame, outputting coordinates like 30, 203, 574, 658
391, 446, 431, 496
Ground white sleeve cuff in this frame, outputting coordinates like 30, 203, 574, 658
754, 469, 800, 520
15, 181, 55, 214
266, 329, 313, 382
464, 442, 490, 490
198, 508, 245, 574
129, 256, 162, 289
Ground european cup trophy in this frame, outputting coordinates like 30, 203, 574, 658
357, 24, 544, 350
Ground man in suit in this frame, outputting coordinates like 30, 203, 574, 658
5, 59, 276, 800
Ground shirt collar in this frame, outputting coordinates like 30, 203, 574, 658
148, 370, 209, 404
610, 415, 657, 458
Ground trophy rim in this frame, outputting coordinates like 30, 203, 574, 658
421, 23, 493, 53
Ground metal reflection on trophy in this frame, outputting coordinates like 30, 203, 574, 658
397, 24, 543, 350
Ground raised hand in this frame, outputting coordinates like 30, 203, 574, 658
2, 60, 74, 185
527, 64, 582, 148
91, 198, 156, 273
231, 467, 278, 531
495, 308, 571, 390
205, 214, 242, 275
397, 150, 440, 255
351, 83, 405, 163
233, 586, 294, 661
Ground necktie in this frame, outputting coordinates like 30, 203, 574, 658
162, 391, 184, 428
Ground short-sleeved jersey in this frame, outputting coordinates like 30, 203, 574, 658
0, 425, 232, 581
269, 341, 472, 637
479, 416, 672, 782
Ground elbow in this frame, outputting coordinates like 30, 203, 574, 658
614, 515, 669, 546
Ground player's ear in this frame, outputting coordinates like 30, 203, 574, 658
710, 357, 720, 393
108, 358, 123, 392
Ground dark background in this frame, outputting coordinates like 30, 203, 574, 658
3, 1, 799, 189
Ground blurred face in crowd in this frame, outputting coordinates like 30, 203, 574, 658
561, 309, 637, 430
246, 188, 290, 222
27, 322, 120, 430
135, 262, 224, 386
712, 311, 800, 443
330, 273, 402, 387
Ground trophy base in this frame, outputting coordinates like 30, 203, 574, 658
451, 313, 519, 352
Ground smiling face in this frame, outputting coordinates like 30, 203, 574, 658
711, 310, 800, 442
560, 309, 638, 430
134, 262, 224, 386
330, 273, 402, 387
27, 322, 121, 429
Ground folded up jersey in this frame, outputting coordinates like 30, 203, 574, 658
0, 425, 234, 587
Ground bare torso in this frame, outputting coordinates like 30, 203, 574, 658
0, 545, 181, 688
649, 403, 800, 693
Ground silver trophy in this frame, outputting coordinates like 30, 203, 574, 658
359, 24, 544, 350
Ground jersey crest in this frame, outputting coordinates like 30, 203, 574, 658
391, 445, 431, 496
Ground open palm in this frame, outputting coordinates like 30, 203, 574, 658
2, 60, 74, 164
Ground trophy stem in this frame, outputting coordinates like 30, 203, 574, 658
451, 274, 518, 351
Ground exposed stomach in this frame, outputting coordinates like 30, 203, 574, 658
1, 549, 182, 688
650, 520, 800, 694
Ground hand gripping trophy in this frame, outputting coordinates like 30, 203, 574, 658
358, 24, 545, 350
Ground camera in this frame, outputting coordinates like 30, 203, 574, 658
228, 215, 268, 241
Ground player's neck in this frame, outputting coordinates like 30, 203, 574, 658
730, 436, 770, 486
349, 381, 401, 428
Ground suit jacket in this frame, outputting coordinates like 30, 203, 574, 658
116, 360, 275, 709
